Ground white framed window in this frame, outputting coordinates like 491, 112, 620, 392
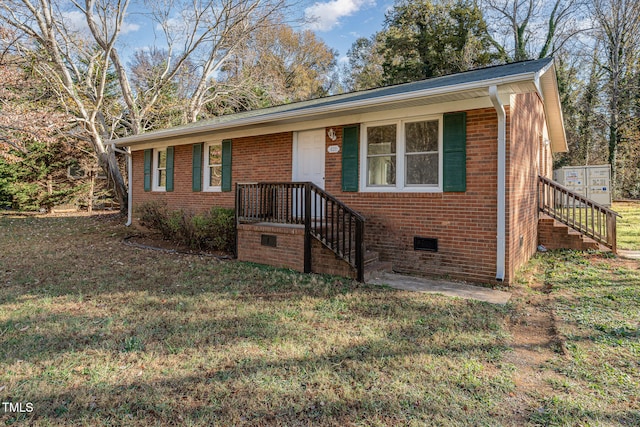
203, 141, 222, 192
361, 115, 443, 192
366, 123, 397, 187
152, 148, 167, 191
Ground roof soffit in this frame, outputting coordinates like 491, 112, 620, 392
114, 59, 560, 149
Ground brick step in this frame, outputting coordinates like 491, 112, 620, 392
364, 250, 379, 266
324, 242, 392, 281
538, 215, 602, 251
332, 249, 379, 266
364, 260, 393, 282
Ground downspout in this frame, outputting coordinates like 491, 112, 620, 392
489, 86, 506, 281
109, 143, 133, 226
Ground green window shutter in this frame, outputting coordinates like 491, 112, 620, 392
342, 126, 359, 192
143, 149, 152, 192
166, 146, 174, 192
443, 112, 467, 192
221, 139, 232, 192
192, 143, 203, 192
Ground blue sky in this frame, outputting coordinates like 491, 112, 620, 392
303, 0, 390, 61
60, 0, 392, 67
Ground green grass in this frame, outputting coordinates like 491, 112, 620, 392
614, 201, 640, 250
524, 250, 640, 426
1, 213, 514, 426
2, 212, 639, 425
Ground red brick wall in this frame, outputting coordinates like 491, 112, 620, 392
505, 93, 546, 282
311, 239, 357, 279
131, 105, 550, 284
237, 223, 356, 279
237, 223, 305, 271
322, 109, 501, 283
131, 132, 293, 215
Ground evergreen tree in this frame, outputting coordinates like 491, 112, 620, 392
379, 0, 502, 84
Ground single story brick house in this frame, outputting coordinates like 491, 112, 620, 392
114, 58, 567, 284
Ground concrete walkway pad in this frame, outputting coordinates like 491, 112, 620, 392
618, 250, 640, 260
368, 272, 512, 305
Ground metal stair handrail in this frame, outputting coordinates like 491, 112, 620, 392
538, 175, 620, 252
236, 182, 365, 281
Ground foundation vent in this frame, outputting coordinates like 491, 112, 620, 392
414, 237, 438, 252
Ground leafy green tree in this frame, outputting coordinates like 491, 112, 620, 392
552, 52, 608, 170
0, 0, 295, 211
343, 36, 385, 91
379, 0, 501, 84
0, 157, 13, 209
0, 140, 82, 211
128, 48, 185, 130
0, 60, 105, 211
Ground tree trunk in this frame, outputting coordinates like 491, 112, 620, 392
46, 174, 53, 213
608, 117, 619, 196
98, 150, 127, 214
87, 171, 95, 214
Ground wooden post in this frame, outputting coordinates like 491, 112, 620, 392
608, 213, 617, 254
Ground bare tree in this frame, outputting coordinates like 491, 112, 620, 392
592, 0, 640, 194
480, 0, 586, 61
0, 0, 293, 211
222, 23, 338, 105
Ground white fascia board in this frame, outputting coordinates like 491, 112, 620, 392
536, 63, 569, 153
114, 71, 540, 149
126, 97, 495, 151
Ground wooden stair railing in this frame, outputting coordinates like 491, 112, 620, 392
538, 175, 620, 252
236, 182, 366, 281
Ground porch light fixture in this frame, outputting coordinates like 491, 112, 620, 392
327, 128, 337, 141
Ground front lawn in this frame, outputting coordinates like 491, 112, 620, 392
518, 250, 640, 425
1, 213, 512, 426
614, 201, 640, 250
1, 212, 639, 425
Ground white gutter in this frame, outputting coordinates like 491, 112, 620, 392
109, 144, 133, 226
114, 71, 541, 148
489, 86, 506, 281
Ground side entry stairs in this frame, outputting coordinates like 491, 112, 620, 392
538, 176, 620, 253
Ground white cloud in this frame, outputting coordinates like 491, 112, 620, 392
62, 11, 89, 34
120, 21, 141, 35
62, 10, 140, 36
305, 0, 374, 32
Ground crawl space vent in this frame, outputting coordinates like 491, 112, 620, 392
261, 234, 277, 247
414, 237, 438, 252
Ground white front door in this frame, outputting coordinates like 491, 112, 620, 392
294, 130, 325, 189
293, 130, 325, 218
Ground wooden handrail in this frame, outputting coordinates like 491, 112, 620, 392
538, 175, 620, 252
236, 182, 366, 281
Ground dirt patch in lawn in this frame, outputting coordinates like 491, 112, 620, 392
501, 276, 569, 423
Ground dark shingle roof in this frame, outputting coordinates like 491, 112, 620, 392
115, 57, 556, 146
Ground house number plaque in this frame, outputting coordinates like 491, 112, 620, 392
327, 145, 340, 154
